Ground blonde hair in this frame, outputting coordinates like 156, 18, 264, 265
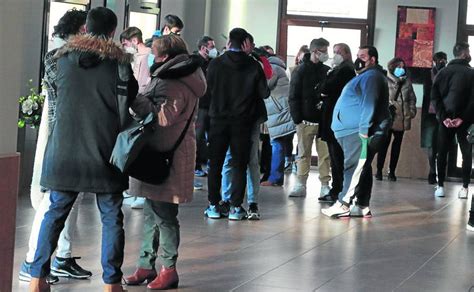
152, 34, 188, 58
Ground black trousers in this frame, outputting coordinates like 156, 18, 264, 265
195, 108, 210, 170
207, 119, 253, 206
260, 133, 272, 182
327, 138, 344, 198
436, 123, 472, 188
376, 130, 405, 174
354, 148, 377, 207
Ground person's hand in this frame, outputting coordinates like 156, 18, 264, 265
451, 118, 463, 128
241, 38, 253, 54
443, 118, 453, 128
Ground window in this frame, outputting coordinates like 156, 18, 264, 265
126, 0, 160, 42
467, 0, 474, 25
277, 0, 376, 64
287, 0, 369, 19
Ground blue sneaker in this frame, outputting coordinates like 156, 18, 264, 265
194, 181, 203, 191
229, 206, 247, 221
194, 169, 207, 177
19, 261, 59, 284
204, 205, 221, 219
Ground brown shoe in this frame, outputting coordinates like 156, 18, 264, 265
260, 181, 282, 187
29, 278, 50, 292
103, 283, 125, 292
147, 266, 179, 290
124, 268, 157, 285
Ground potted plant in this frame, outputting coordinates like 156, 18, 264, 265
18, 79, 45, 129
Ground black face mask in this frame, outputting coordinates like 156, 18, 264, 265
354, 58, 366, 71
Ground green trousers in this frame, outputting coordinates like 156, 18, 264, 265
137, 199, 180, 269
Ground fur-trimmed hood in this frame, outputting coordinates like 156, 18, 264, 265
55, 34, 133, 69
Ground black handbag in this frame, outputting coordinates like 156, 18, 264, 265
110, 102, 196, 185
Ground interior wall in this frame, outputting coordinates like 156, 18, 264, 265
0, 0, 44, 156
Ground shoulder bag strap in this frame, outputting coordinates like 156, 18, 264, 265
169, 99, 197, 152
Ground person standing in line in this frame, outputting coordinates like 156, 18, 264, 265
29, 7, 138, 292
124, 35, 206, 290
376, 57, 417, 181
421, 52, 448, 185
120, 26, 152, 209
431, 42, 474, 199
204, 28, 270, 221
318, 43, 355, 203
288, 38, 332, 199
194, 35, 218, 178
322, 46, 390, 218
22, 9, 92, 286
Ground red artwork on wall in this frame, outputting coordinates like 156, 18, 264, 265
395, 6, 436, 68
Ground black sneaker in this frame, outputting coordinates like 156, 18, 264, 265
467, 213, 474, 232
19, 261, 59, 284
247, 203, 260, 220
51, 257, 92, 279
387, 172, 397, 181
375, 170, 383, 181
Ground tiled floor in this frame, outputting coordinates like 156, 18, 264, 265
11, 170, 474, 291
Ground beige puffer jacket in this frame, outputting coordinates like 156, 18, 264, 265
387, 72, 417, 131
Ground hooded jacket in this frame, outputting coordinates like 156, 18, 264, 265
206, 50, 270, 123
41, 34, 138, 193
431, 58, 474, 123
288, 58, 330, 124
386, 71, 417, 131
264, 56, 295, 139
129, 54, 206, 204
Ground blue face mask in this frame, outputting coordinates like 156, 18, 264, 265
147, 54, 155, 68
394, 67, 405, 77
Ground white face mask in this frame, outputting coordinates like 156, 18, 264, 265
124, 46, 137, 55
318, 52, 329, 63
208, 48, 218, 59
332, 54, 344, 66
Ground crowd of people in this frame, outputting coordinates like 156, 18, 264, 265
24, 7, 473, 292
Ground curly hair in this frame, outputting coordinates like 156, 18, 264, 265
52, 9, 87, 40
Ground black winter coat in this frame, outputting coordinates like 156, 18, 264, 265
319, 61, 355, 141
288, 59, 330, 124
431, 58, 474, 123
41, 35, 138, 193
207, 51, 270, 123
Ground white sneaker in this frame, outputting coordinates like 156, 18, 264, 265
467, 220, 474, 232
458, 187, 468, 199
289, 185, 306, 197
350, 205, 372, 218
131, 197, 145, 209
321, 201, 350, 218
320, 185, 331, 197
434, 186, 445, 197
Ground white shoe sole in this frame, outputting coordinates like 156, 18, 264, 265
467, 224, 474, 232
18, 272, 31, 282
50, 268, 91, 279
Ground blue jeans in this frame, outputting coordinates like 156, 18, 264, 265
268, 135, 293, 184
222, 123, 260, 204
30, 191, 124, 284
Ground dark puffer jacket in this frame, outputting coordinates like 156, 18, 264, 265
41, 34, 138, 193
288, 58, 330, 124
431, 58, 474, 123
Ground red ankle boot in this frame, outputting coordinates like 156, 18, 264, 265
147, 266, 179, 290
124, 268, 157, 285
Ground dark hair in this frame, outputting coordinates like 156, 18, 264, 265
228, 27, 248, 50
387, 57, 405, 73
163, 14, 184, 30
359, 45, 379, 63
309, 38, 329, 52
247, 33, 254, 44
261, 45, 274, 54
120, 27, 143, 43
86, 7, 117, 37
52, 9, 87, 40
197, 36, 214, 50
153, 35, 188, 59
433, 51, 447, 62
453, 42, 469, 58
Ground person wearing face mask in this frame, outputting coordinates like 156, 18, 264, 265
431, 42, 474, 201
375, 57, 416, 182
421, 51, 447, 185
322, 45, 390, 218
120, 27, 152, 94
193, 36, 217, 178
288, 38, 332, 198
318, 43, 356, 202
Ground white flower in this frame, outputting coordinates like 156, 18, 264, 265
22, 99, 34, 114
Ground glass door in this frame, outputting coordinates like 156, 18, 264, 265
125, 0, 160, 42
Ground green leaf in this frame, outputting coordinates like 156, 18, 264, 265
18, 120, 25, 128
